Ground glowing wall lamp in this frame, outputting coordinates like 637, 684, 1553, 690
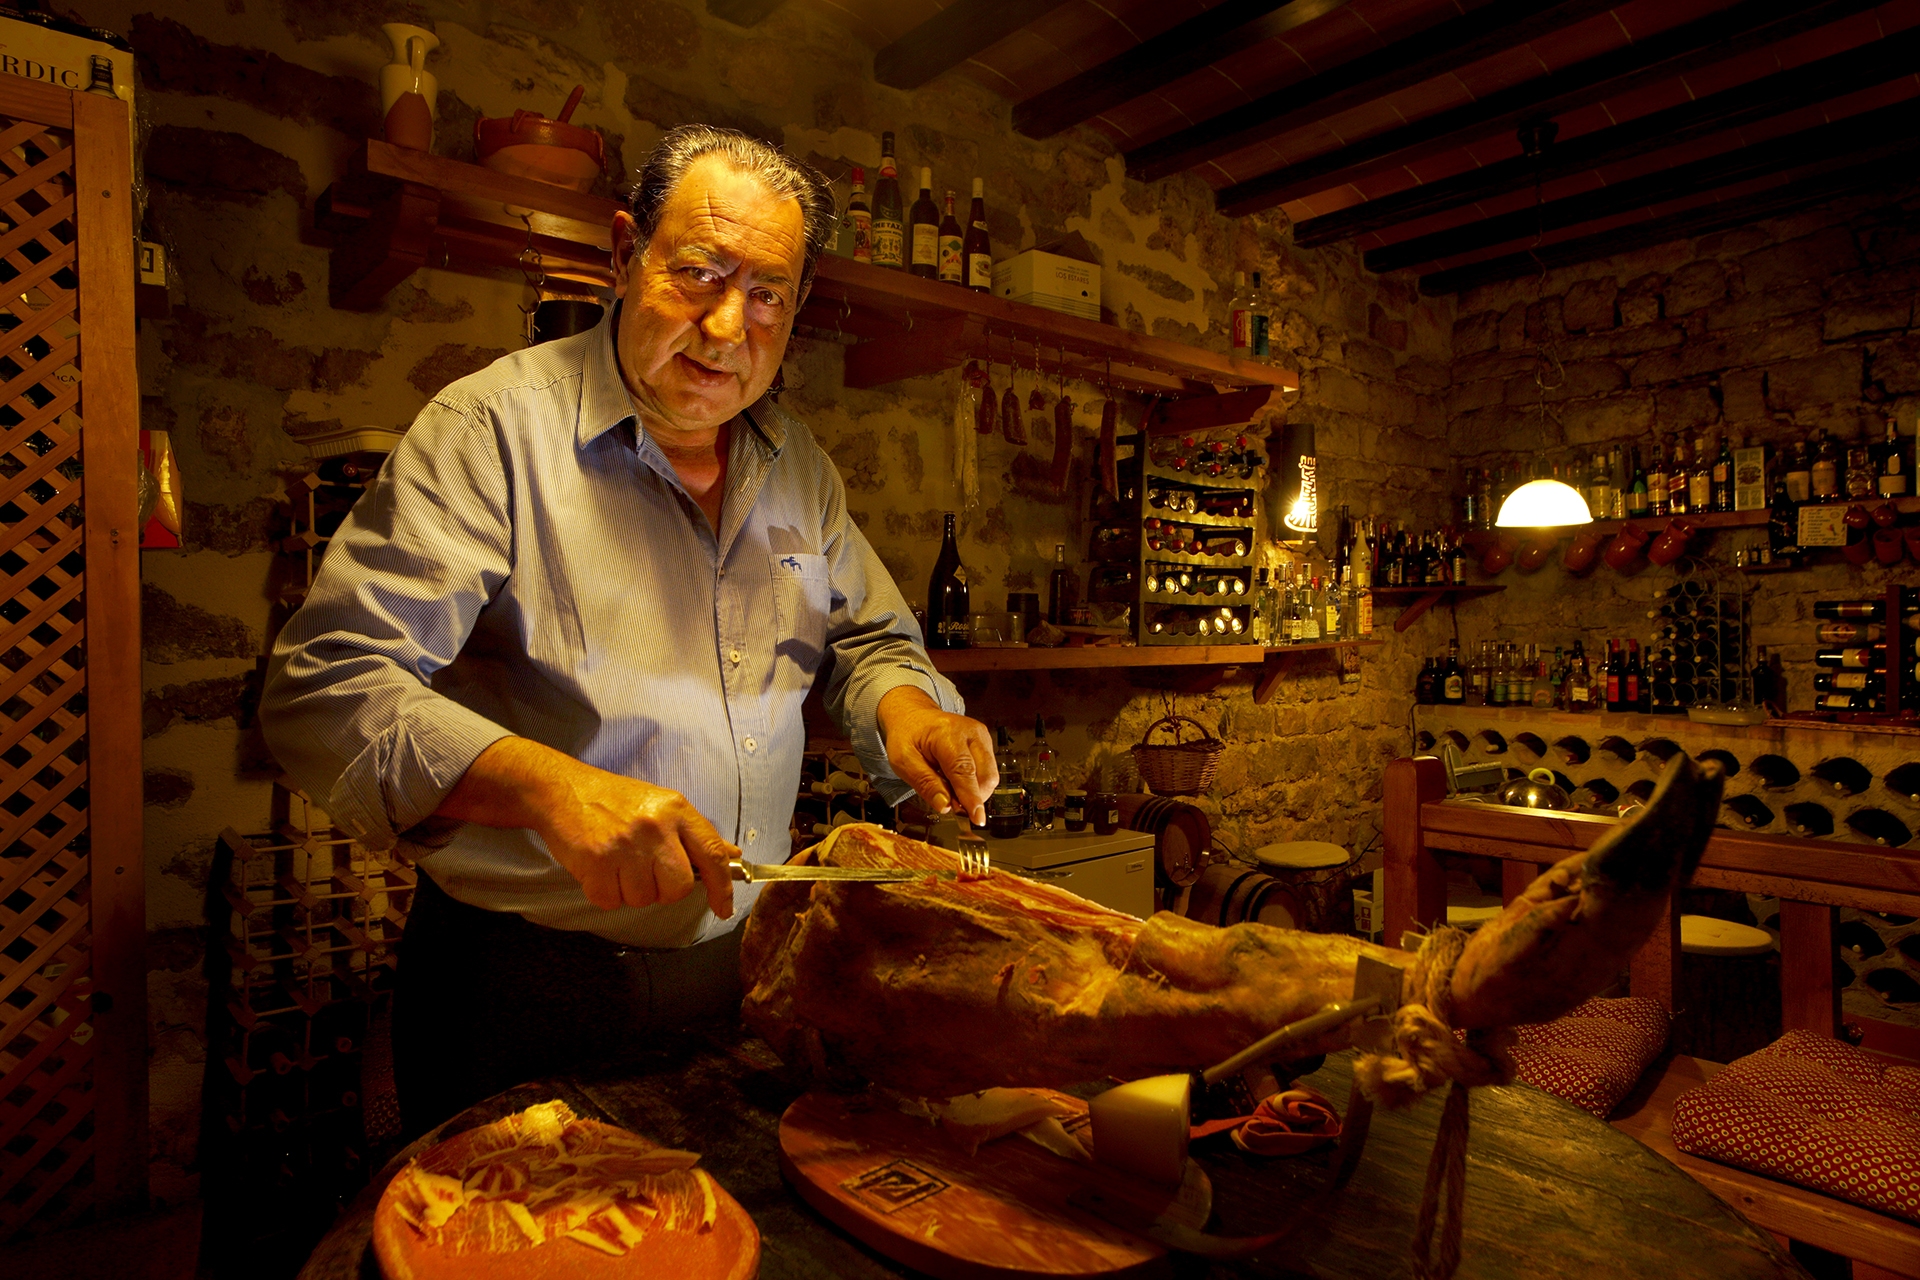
1273, 421, 1317, 541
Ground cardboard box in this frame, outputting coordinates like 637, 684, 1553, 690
1733, 444, 1767, 510
0, 11, 136, 177
992, 249, 1100, 316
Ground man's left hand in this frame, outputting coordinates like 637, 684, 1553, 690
877, 687, 997, 826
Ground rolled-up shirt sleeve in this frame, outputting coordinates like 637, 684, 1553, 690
261, 398, 517, 852
811, 447, 965, 803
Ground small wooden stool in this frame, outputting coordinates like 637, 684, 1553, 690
1676, 914, 1781, 1063
1248, 841, 1353, 932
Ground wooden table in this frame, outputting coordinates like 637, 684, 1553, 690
300, 1027, 1804, 1280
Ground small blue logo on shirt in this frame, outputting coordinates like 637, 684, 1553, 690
781, 556, 802, 570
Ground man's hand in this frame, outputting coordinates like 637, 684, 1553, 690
877, 687, 998, 826
436, 737, 738, 917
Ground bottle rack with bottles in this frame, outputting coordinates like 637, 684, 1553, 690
1788, 585, 1920, 726
1645, 561, 1758, 716
1086, 435, 1263, 645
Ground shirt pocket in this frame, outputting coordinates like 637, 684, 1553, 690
769, 552, 832, 672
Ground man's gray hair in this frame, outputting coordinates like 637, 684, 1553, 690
629, 124, 836, 290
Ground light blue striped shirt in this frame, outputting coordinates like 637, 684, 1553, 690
261, 308, 962, 946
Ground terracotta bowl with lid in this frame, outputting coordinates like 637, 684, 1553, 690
475, 84, 605, 192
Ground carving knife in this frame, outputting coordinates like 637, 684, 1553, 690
729, 839, 990, 883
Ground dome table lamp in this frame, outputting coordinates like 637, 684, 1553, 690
1496, 478, 1592, 528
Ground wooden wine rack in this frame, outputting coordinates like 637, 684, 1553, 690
1783, 584, 1917, 727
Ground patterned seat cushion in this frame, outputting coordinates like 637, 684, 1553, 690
1670, 1030, 1920, 1224
1507, 996, 1671, 1117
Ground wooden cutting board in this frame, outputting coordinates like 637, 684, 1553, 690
778, 1090, 1211, 1279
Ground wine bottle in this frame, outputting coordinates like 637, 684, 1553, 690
1416, 657, 1437, 704
1785, 801, 1834, 837
1604, 639, 1623, 712
1879, 418, 1909, 498
1723, 794, 1775, 829
1688, 436, 1713, 512
1885, 762, 1920, 805
1229, 272, 1252, 356
1813, 599, 1918, 622
1554, 735, 1592, 766
1817, 692, 1885, 711
1810, 427, 1840, 500
870, 134, 904, 268
1815, 647, 1886, 670
1749, 753, 1801, 790
1768, 473, 1800, 562
1784, 440, 1812, 504
1627, 445, 1649, 516
963, 178, 991, 292
936, 191, 963, 284
1441, 639, 1464, 704
1815, 671, 1884, 693
909, 167, 939, 279
1711, 432, 1734, 513
1846, 423, 1876, 500
846, 166, 871, 263
926, 511, 969, 649
1047, 542, 1076, 625
1810, 756, 1873, 795
1667, 434, 1691, 514
1816, 621, 1885, 643
1249, 270, 1272, 360
1646, 437, 1670, 517
1848, 808, 1914, 848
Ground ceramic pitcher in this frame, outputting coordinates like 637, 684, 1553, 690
380, 23, 439, 120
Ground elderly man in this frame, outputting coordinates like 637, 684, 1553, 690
263, 125, 995, 1132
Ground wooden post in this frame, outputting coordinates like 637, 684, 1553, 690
1500, 860, 1540, 904
1778, 900, 1840, 1037
74, 86, 147, 1216
1629, 888, 1681, 1014
1382, 756, 1447, 950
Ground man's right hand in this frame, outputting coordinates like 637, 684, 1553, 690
436, 737, 739, 918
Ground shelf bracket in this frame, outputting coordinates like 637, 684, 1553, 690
844, 314, 976, 388
1253, 643, 1356, 703
1393, 590, 1445, 632
1143, 386, 1283, 436
329, 178, 440, 310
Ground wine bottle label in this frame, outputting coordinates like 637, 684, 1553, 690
1231, 308, 1251, 351
851, 210, 872, 262
968, 252, 992, 288
938, 234, 963, 282
1823, 672, 1876, 690
912, 224, 938, 267
1882, 471, 1910, 497
871, 218, 904, 266
1815, 622, 1882, 643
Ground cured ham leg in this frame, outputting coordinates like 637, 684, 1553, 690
741, 756, 1721, 1102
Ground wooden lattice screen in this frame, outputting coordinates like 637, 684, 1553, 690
0, 78, 144, 1240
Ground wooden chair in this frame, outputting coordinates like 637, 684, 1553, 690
1382, 755, 1920, 1279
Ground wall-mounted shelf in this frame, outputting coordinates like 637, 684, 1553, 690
931, 639, 1381, 704
1465, 496, 1920, 544
1371, 584, 1506, 631
313, 144, 1298, 403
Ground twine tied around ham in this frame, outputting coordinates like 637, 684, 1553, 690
1352, 926, 1512, 1280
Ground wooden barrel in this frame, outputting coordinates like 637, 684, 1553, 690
1185, 863, 1271, 927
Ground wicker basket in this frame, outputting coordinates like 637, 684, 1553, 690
1131, 714, 1224, 796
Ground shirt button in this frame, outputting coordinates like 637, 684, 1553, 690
747, 829, 758, 842
744, 737, 756, 753
729, 649, 742, 664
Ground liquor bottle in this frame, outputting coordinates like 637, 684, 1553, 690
1712, 433, 1734, 512
1566, 641, 1592, 711
1490, 644, 1508, 707
926, 512, 969, 648
1548, 645, 1567, 707
86, 53, 116, 97
1846, 423, 1876, 500
1416, 658, 1437, 705
1025, 714, 1059, 831
1815, 647, 1886, 670
1448, 536, 1467, 586
908, 167, 940, 279
1474, 469, 1494, 530
1811, 757, 1873, 795
1249, 271, 1272, 360
1667, 435, 1691, 515
1299, 578, 1322, 641
1768, 473, 1800, 563
1442, 639, 1465, 705
1322, 572, 1342, 638
1688, 436, 1713, 513
963, 178, 991, 292
1605, 639, 1623, 712
1229, 272, 1252, 356
846, 167, 872, 263
993, 725, 1023, 791
871, 134, 904, 269
1880, 419, 1910, 498
1251, 568, 1270, 643
1608, 444, 1627, 519
1810, 428, 1840, 500
1587, 452, 1613, 521
1626, 446, 1649, 516
1783, 440, 1812, 504
1646, 438, 1670, 517
1047, 543, 1077, 625
936, 191, 964, 284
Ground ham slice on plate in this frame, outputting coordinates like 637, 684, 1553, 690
373, 1100, 759, 1280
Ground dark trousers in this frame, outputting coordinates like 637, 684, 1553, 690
392, 871, 744, 1137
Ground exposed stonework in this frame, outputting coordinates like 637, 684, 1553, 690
141, 583, 257, 664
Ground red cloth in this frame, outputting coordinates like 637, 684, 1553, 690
1671, 1029, 1920, 1224
1507, 996, 1670, 1118
1190, 1086, 1341, 1155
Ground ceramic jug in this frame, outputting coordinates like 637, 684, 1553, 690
379, 23, 439, 120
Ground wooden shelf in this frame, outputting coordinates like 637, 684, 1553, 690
313, 143, 1298, 401
800, 255, 1297, 397
1465, 496, 1920, 543
1371, 584, 1506, 631
932, 639, 1383, 705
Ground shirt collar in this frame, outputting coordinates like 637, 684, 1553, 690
576, 301, 788, 457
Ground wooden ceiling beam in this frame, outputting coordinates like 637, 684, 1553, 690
1366, 96, 1920, 274
1294, 25, 1920, 249
707, 0, 786, 27
1216, 0, 1884, 217
873, 0, 1073, 91
1124, 0, 1618, 183
1013, 0, 1347, 140
1417, 151, 1917, 296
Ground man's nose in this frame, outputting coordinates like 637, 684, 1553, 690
700, 284, 748, 350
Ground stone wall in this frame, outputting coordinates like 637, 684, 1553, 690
1441, 188, 1920, 710
38, 0, 1453, 1203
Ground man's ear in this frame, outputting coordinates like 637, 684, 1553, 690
610, 211, 641, 299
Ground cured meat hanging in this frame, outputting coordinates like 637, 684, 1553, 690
741, 756, 1721, 1102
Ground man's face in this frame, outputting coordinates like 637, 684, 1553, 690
612, 155, 807, 436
